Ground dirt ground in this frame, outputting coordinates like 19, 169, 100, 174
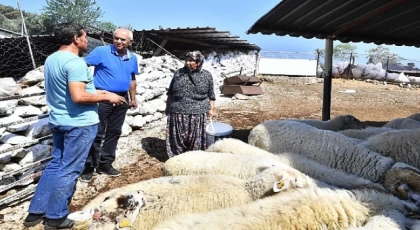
20, 76, 420, 230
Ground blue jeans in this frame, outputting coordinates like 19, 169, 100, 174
28, 123, 98, 219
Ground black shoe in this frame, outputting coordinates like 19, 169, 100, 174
44, 216, 75, 230
97, 165, 121, 177
79, 166, 95, 182
23, 213, 44, 227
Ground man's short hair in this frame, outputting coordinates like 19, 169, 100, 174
54, 22, 85, 46
113, 28, 133, 40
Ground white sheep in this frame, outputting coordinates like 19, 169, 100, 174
287, 114, 363, 131
383, 118, 420, 130
69, 191, 145, 230
207, 138, 386, 192
163, 150, 307, 181
360, 128, 420, 169
79, 168, 308, 230
339, 126, 396, 140
154, 187, 420, 230
248, 120, 420, 200
349, 209, 420, 230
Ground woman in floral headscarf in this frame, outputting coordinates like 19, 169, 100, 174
165, 51, 216, 158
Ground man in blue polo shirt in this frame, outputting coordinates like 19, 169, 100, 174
80, 28, 138, 182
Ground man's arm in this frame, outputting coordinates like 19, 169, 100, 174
69, 82, 126, 105
129, 76, 137, 109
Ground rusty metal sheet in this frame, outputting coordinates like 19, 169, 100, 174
222, 85, 263, 95
225, 75, 262, 85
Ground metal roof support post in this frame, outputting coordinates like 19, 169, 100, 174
322, 38, 333, 121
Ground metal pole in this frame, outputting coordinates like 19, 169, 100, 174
315, 51, 320, 77
346, 52, 353, 79
17, 0, 36, 69
322, 38, 333, 121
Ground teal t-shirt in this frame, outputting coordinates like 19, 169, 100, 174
44, 51, 99, 126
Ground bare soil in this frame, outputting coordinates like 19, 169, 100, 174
20, 77, 420, 230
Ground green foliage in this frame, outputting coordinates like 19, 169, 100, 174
333, 43, 357, 61
315, 43, 357, 62
0, 4, 47, 34
96, 21, 117, 32
366, 45, 401, 65
0, 2, 133, 36
407, 62, 415, 69
42, 0, 104, 28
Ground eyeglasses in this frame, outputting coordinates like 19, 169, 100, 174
113, 36, 127, 42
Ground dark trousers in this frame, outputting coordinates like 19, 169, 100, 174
85, 94, 129, 168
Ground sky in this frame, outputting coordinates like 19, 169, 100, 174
2, 0, 420, 65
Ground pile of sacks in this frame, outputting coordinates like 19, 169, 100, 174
331, 62, 417, 84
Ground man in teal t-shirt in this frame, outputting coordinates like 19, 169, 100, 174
24, 22, 127, 229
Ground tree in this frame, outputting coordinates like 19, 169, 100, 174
42, 0, 103, 31
366, 45, 401, 65
315, 48, 324, 59
315, 43, 358, 62
333, 43, 357, 62
408, 62, 416, 69
96, 21, 117, 32
23, 12, 48, 35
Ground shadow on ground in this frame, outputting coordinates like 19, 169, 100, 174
230, 129, 251, 143
141, 137, 168, 162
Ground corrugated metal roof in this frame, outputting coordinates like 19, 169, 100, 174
137, 27, 261, 51
247, 0, 420, 47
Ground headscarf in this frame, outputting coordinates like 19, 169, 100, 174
185, 51, 204, 72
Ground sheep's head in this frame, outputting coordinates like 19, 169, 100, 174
69, 190, 145, 230
384, 163, 420, 207
246, 165, 312, 200
340, 115, 363, 130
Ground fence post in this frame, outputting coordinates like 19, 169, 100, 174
17, 0, 36, 69
346, 52, 353, 79
316, 51, 320, 77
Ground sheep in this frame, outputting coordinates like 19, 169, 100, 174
349, 209, 420, 230
79, 168, 308, 230
206, 138, 386, 192
360, 128, 420, 169
248, 120, 420, 200
69, 191, 145, 230
163, 150, 308, 181
407, 113, 420, 122
154, 187, 420, 230
339, 126, 396, 140
287, 114, 363, 131
383, 118, 420, 130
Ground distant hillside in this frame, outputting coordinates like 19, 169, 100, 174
0, 4, 47, 35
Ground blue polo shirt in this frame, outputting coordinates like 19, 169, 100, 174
84, 45, 138, 92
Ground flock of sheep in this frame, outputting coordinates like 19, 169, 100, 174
66, 114, 420, 230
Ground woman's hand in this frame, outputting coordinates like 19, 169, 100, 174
209, 109, 216, 118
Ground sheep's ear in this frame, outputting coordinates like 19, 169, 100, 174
273, 180, 289, 193
257, 166, 270, 172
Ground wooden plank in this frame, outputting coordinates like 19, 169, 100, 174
0, 184, 36, 207
0, 171, 42, 193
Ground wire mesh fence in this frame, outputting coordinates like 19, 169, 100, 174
0, 26, 177, 80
